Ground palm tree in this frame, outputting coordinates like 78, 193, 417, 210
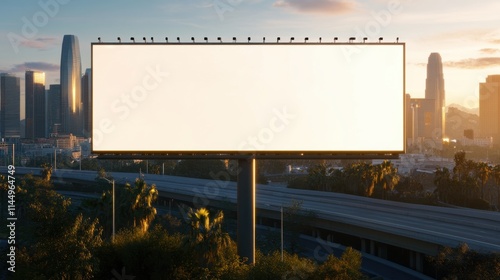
186, 207, 233, 267
360, 163, 378, 197
376, 160, 400, 199
434, 167, 452, 203
474, 162, 491, 200
40, 163, 52, 182
120, 178, 158, 233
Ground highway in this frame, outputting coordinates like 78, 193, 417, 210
10, 167, 500, 254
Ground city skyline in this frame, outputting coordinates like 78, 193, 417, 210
1, 1, 500, 117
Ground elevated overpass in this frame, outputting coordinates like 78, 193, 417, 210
8, 167, 500, 275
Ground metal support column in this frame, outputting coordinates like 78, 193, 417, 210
237, 157, 256, 264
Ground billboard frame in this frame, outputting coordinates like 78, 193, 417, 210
91, 41, 406, 159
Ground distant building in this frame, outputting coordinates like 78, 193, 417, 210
25, 70, 46, 138
479, 75, 500, 145
0, 73, 21, 139
424, 53, 446, 140
47, 84, 61, 135
407, 53, 446, 149
81, 68, 91, 137
60, 34, 83, 136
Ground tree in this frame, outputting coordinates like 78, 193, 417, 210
434, 167, 453, 203
431, 243, 500, 280
374, 160, 400, 199
250, 250, 315, 280
314, 247, 366, 280
474, 161, 491, 200
15, 174, 103, 279
120, 178, 158, 233
307, 164, 332, 191
344, 162, 378, 197
40, 163, 52, 182
186, 207, 235, 268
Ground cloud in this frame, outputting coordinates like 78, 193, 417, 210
6, 62, 59, 73
479, 48, 500, 54
443, 57, 500, 69
273, 0, 356, 14
18, 36, 59, 50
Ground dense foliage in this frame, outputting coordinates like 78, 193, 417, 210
2, 167, 369, 279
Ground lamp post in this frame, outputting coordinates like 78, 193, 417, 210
101, 177, 115, 242
281, 206, 284, 261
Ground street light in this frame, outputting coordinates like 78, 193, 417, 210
281, 206, 284, 261
101, 177, 115, 242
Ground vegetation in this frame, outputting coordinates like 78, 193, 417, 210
289, 152, 500, 211
290, 160, 401, 200
3, 166, 370, 279
3, 159, 499, 278
429, 243, 500, 280
434, 151, 496, 209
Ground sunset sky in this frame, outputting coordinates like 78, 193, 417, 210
1, 0, 500, 117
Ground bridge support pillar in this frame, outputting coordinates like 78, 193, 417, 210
410, 251, 423, 272
361, 238, 367, 253
370, 240, 376, 255
377, 243, 387, 258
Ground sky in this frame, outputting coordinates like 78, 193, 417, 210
2, 0, 500, 118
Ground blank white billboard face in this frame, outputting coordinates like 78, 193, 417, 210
92, 43, 404, 155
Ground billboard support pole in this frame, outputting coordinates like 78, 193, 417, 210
237, 156, 256, 264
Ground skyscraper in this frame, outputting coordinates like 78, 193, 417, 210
25, 70, 46, 138
0, 73, 21, 138
60, 34, 82, 136
424, 52, 446, 140
479, 75, 500, 145
47, 84, 61, 135
81, 68, 91, 137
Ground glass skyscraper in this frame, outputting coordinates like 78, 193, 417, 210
60, 34, 82, 136
25, 70, 46, 138
0, 73, 21, 139
424, 52, 446, 140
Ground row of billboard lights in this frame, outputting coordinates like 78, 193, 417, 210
97, 37, 400, 43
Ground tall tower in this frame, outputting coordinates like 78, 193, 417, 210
479, 75, 500, 145
424, 52, 446, 140
60, 34, 82, 136
0, 73, 21, 138
25, 70, 46, 138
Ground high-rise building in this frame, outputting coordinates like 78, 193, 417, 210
0, 73, 21, 138
60, 34, 82, 136
479, 75, 500, 145
47, 84, 61, 135
406, 53, 446, 150
424, 52, 446, 140
25, 70, 46, 138
81, 68, 91, 137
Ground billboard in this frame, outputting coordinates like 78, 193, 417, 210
92, 42, 405, 156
